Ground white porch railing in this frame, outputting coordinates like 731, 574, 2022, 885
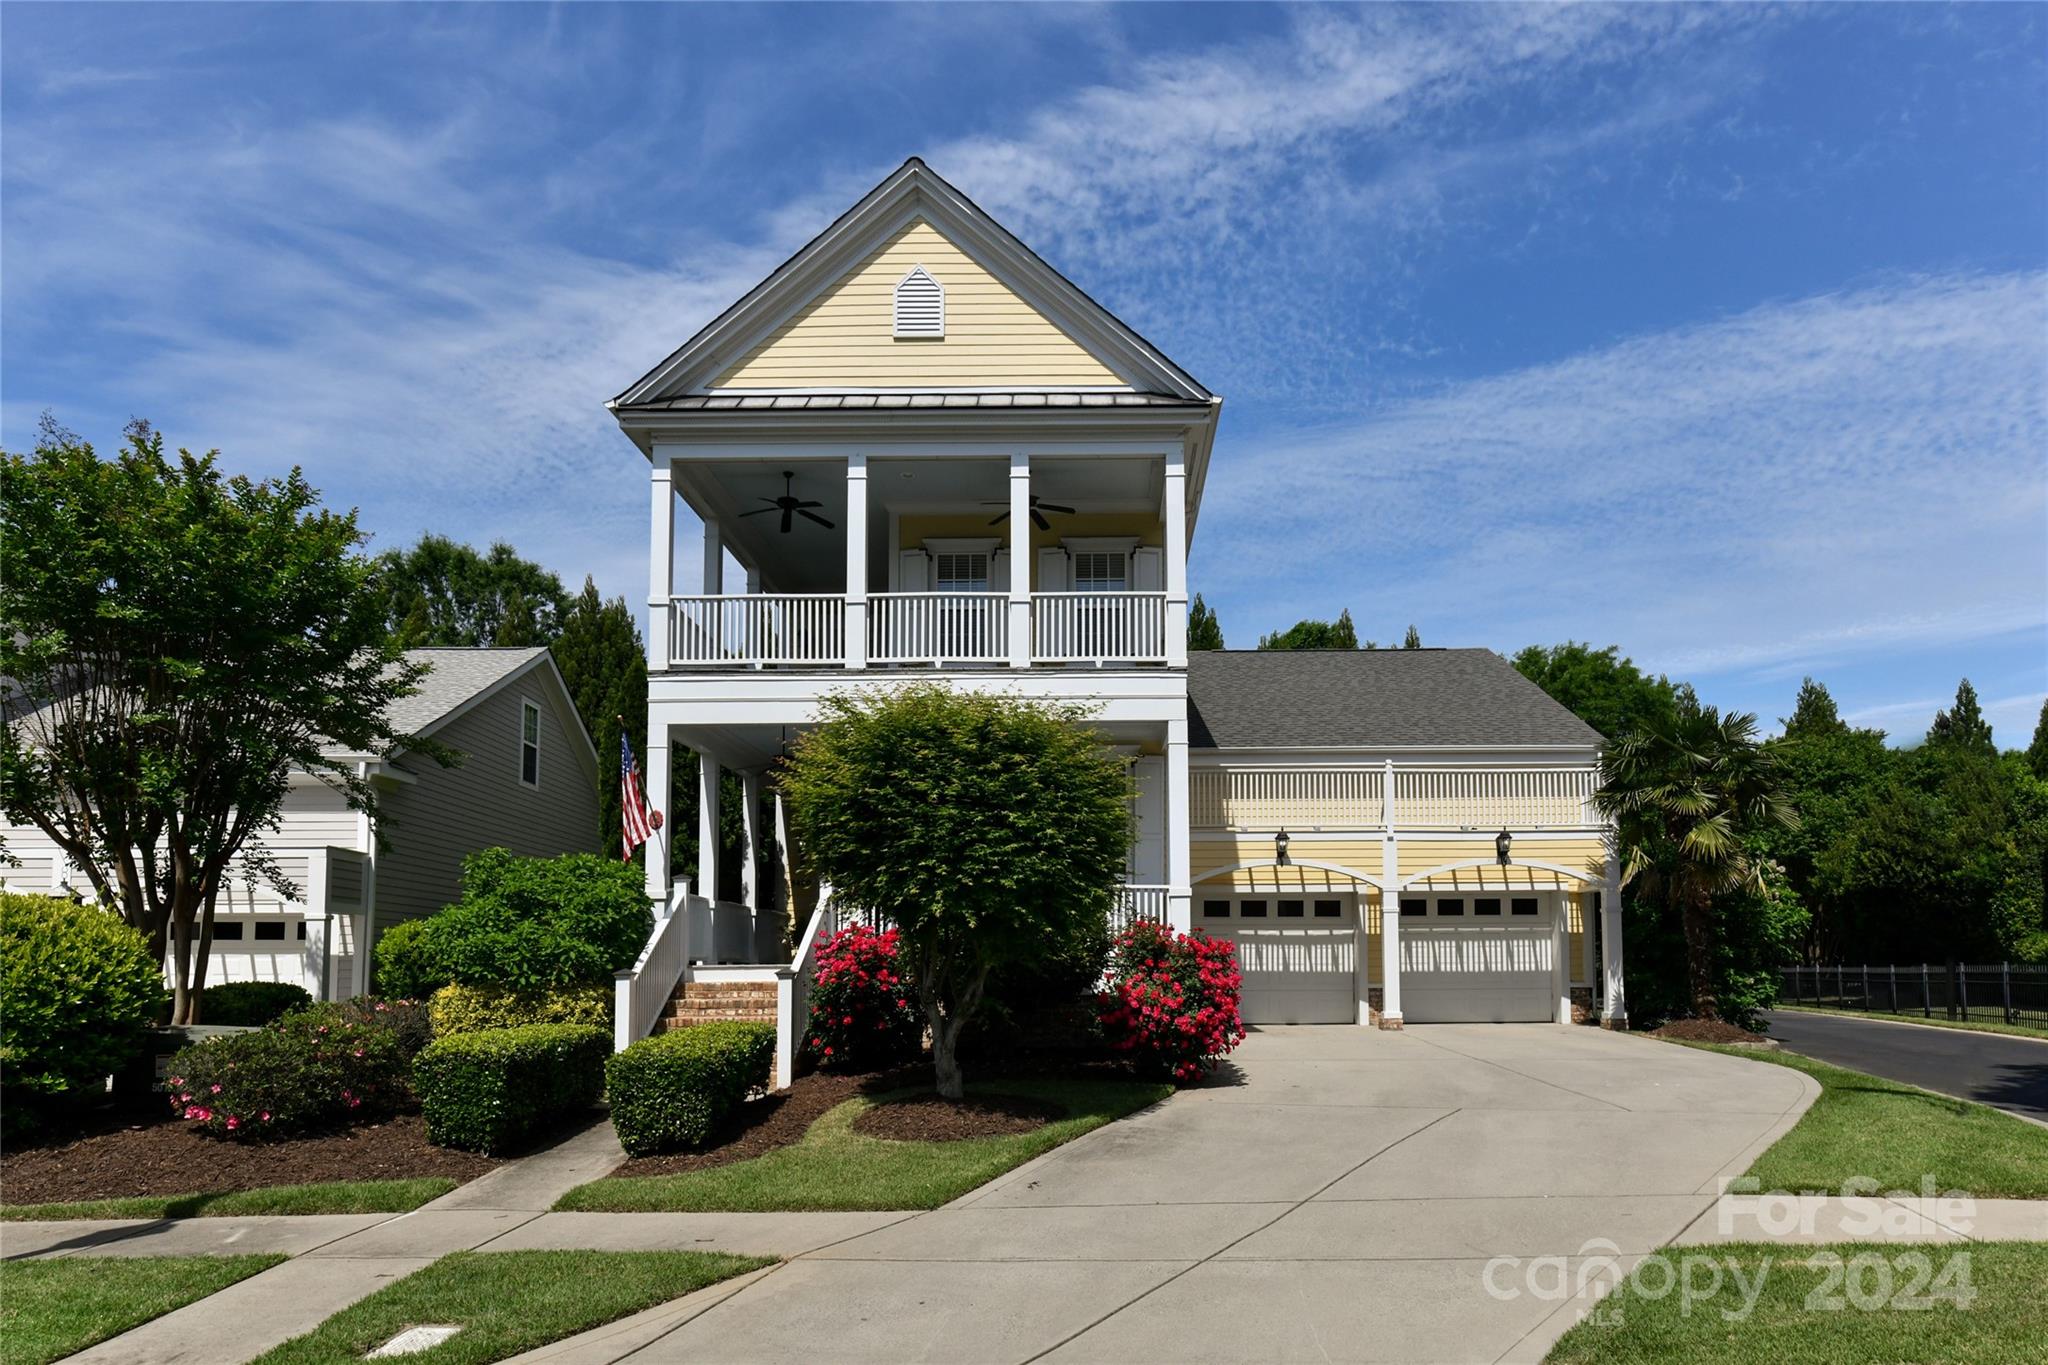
1393, 766, 1598, 829
1112, 883, 1170, 934
869, 592, 1008, 665
1191, 764, 1600, 831
614, 889, 695, 1052
1191, 767, 1385, 831
669, 594, 844, 666
1031, 592, 1169, 663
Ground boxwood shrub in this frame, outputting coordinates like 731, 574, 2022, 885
200, 981, 313, 1026
413, 1023, 609, 1154
606, 1021, 775, 1157
428, 982, 612, 1037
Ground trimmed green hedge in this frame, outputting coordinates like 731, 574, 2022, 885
428, 983, 612, 1037
413, 1023, 609, 1154
606, 1022, 775, 1157
200, 981, 312, 1026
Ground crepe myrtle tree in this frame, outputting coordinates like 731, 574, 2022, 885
780, 684, 1132, 1100
0, 417, 433, 1024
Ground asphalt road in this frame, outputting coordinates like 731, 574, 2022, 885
1761, 1008, 2048, 1124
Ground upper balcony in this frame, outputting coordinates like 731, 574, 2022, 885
648, 448, 1190, 672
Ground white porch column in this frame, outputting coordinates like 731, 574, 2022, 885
305, 849, 331, 1002
1163, 451, 1188, 668
701, 515, 724, 595
739, 770, 762, 914
644, 727, 672, 909
1379, 759, 1402, 1028
1007, 452, 1032, 667
1165, 717, 1191, 932
1552, 898, 1571, 1025
844, 454, 868, 669
1600, 876, 1628, 1028
774, 789, 795, 935
696, 751, 722, 901
647, 462, 674, 671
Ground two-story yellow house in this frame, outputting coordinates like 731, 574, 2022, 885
605, 159, 1625, 1083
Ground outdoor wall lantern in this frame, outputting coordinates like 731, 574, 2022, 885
1275, 828, 1292, 867
1495, 829, 1513, 866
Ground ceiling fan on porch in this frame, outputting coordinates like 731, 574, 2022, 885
740, 471, 836, 534
983, 494, 1076, 531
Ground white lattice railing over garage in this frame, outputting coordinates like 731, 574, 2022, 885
1192, 765, 1599, 831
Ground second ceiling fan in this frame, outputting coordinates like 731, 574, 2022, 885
984, 494, 1076, 531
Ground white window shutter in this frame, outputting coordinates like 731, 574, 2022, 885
990, 549, 1010, 593
894, 265, 944, 338
1131, 547, 1163, 591
898, 549, 928, 592
1036, 547, 1068, 592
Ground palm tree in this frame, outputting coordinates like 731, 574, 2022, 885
1595, 692, 1798, 1020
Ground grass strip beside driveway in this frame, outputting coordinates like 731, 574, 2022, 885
556, 1076, 1173, 1212
250, 1250, 772, 1365
1547, 1241, 2048, 1364
1772, 1003, 2048, 1042
1690, 1044, 2048, 1198
0, 1177, 456, 1221
0, 1254, 285, 1365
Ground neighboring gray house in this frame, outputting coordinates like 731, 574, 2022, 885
0, 646, 602, 999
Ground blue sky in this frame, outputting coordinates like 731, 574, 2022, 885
5, 3, 2044, 745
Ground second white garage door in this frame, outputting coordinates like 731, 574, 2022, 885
1200, 894, 1357, 1024
1399, 894, 1556, 1023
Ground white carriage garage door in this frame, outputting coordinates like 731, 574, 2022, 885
1399, 894, 1555, 1023
1199, 894, 1356, 1024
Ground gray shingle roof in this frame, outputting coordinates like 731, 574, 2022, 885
382, 647, 548, 738
1187, 650, 1603, 750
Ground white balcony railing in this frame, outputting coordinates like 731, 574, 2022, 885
670, 594, 844, 666
1031, 591, 1169, 664
1191, 767, 1384, 831
870, 592, 1008, 665
1192, 765, 1600, 832
1394, 766, 1598, 829
1112, 884, 1171, 934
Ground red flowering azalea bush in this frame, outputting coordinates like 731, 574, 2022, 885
803, 922, 924, 1071
165, 1003, 411, 1140
1097, 921, 1245, 1083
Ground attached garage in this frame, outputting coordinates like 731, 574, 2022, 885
1398, 894, 1558, 1023
1199, 894, 1358, 1024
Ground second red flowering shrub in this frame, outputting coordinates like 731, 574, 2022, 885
803, 922, 924, 1071
1097, 921, 1245, 1083
164, 1004, 411, 1140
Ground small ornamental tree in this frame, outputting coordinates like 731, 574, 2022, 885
804, 923, 923, 1071
780, 685, 1131, 1100
1098, 921, 1245, 1083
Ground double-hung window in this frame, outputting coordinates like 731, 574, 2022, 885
932, 552, 989, 592
1071, 551, 1127, 593
520, 701, 541, 788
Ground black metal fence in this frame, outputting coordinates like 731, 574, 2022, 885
1780, 963, 2048, 1028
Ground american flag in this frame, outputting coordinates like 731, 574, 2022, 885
620, 732, 658, 861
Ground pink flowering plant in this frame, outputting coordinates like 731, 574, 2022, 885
1097, 921, 1245, 1084
165, 1001, 411, 1140
802, 923, 924, 1071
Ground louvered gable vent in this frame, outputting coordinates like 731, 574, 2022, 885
893, 264, 944, 338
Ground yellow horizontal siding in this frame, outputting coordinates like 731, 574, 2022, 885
714, 220, 1123, 389
1192, 837, 1380, 888
1400, 837, 1606, 887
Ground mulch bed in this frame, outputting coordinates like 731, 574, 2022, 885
1650, 1018, 1773, 1045
851, 1093, 1063, 1142
1, 1111, 499, 1206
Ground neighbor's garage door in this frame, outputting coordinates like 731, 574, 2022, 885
1199, 895, 1357, 1024
1399, 894, 1554, 1023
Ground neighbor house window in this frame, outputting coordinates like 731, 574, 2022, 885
1071, 552, 1127, 593
521, 701, 541, 788
933, 552, 989, 592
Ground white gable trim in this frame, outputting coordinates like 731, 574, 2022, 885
613, 159, 1211, 406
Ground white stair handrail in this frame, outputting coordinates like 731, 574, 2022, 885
614, 887, 695, 1052
774, 885, 838, 1089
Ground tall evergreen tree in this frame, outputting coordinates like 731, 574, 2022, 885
1782, 677, 1847, 739
1187, 594, 1225, 651
550, 578, 649, 856
2028, 700, 2048, 780
1928, 678, 1995, 756
1257, 609, 1358, 650
1402, 625, 1422, 649
1512, 642, 1680, 742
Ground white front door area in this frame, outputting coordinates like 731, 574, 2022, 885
1199, 893, 1357, 1024
1398, 893, 1556, 1023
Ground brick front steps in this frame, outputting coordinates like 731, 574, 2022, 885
663, 980, 777, 1032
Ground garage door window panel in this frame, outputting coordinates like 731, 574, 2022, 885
1474, 898, 1502, 917
1202, 899, 1229, 920
1277, 900, 1305, 919
1238, 900, 1268, 918
1436, 898, 1464, 917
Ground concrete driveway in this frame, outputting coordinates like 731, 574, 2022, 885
523, 1025, 1815, 1365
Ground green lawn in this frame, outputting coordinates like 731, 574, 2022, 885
0, 1254, 285, 1365
1772, 1003, 2048, 1043
1, 1177, 456, 1221
250, 1250, 772, 1365
1547, 1241, 2048, 1364
556, 1075, 1172, 1212
1689, 1044, 2048, 1198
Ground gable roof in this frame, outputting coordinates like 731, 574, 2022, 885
612, 157, 1213, 407
383, 647, 551, 736
1187, 650, 1604, 751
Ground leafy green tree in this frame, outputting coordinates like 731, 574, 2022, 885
551, 578, 648, 856
1402, 625, 1422, 649
1927, 678, 1995, 756
1, 418, 429, 1023
1762, 719, 1891, 961
373, 534, 572, 647
1596, 694, 1798, 1020
2028, 700, 2048, 781
1258, 608, 1359, 650
1782, 677, 1848, 739
1511, 642, 1680, 741
1187, 594, 1226, 651
780, 685, 1131, 1098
